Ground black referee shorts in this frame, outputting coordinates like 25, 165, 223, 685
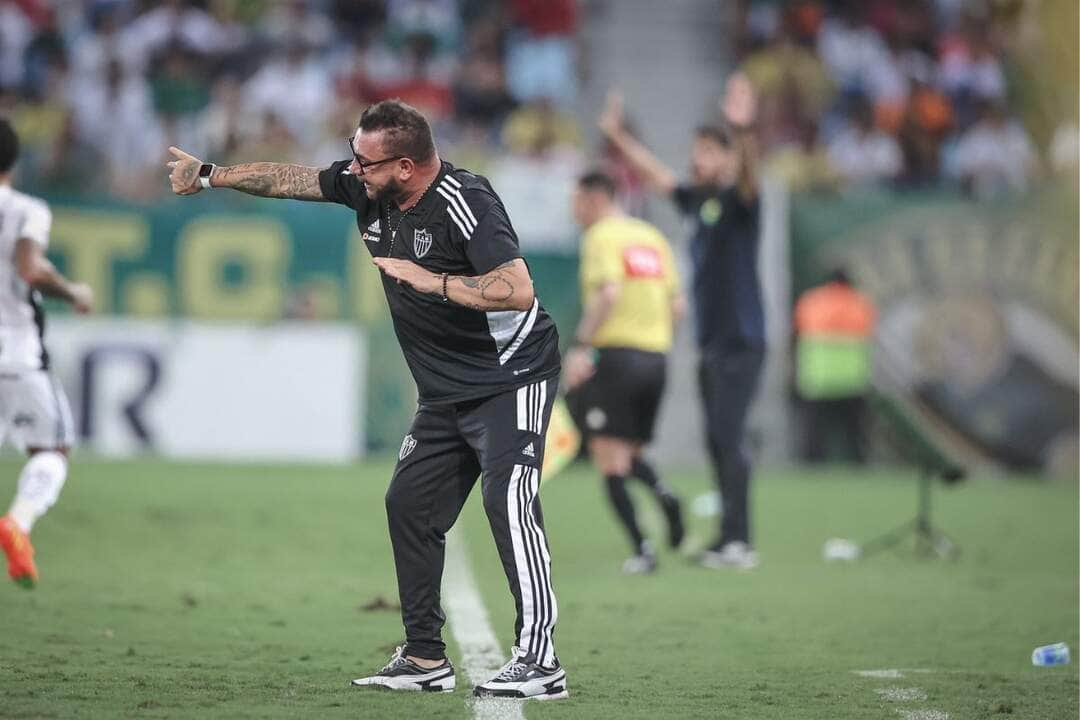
568, 347, 667, 443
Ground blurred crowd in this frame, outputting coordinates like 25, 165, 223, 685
736, 0, 1079, 197
0, 0, 586, 245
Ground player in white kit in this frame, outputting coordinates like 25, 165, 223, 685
0, 119, 92, 589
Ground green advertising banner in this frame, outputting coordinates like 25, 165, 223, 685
789, 186, 1079, 473
42, 193, 580, 453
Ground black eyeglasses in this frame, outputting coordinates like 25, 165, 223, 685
346, 137, 404, 175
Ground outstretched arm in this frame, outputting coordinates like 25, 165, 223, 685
597, 90, 678, 196
167, 147, 326, 201
372, 257, 536, 312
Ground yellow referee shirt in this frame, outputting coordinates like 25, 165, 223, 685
580, 215, 680, 353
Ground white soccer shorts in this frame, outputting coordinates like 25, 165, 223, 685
0, 369, 76, 450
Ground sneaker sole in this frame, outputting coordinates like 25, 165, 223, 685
351, 671, 455, 693
13, 574, 35, 589
474, 688, 569, 700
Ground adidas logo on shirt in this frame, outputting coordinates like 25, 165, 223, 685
363, 219, 381, 243
522, 442, 535, 458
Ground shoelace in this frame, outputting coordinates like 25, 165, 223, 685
380, 646, 408, 673
493, 647, 529, 681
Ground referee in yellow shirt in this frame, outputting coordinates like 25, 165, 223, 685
564, 171, 687, 574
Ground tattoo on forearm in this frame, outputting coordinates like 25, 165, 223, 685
219, 163, 325, 200
455, 262, 516, 300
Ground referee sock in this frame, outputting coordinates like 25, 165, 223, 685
631, 458, 675, 499
8, 451, 67, 533
632, 458, 685, 549
604, 475, 645, 554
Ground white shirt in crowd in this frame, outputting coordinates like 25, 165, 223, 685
827, 126, 903, 184
949, 118, 1037, 196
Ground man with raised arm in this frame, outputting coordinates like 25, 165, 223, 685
598, 74, 766, 570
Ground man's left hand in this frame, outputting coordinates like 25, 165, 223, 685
373, 257, 441, 294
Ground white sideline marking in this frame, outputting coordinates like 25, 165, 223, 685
853, 668, 934, 679
444, 528, 525, 720
897, 711, 949, 720
855, 669, 906, 679
876, 687, 928, 702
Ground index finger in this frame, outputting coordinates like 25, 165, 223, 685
168, 146, 197, 161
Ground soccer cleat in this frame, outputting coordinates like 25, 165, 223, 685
0, 515, 37, 589
622, 540, 657, 575
473, 646, 568, 700
660, 493, 685, 549
700, 540, 759, 570
351, 645, 455, 692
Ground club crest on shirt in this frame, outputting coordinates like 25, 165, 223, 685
413, 227, 432, 258
399, 434, 417, 460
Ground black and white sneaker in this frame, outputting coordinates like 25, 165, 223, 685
473, 646, 568, 700
351, 645, 455, 692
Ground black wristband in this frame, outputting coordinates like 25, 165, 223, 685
441, 273, 449, 303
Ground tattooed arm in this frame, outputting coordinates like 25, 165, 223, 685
166, 146, 326, 201
372, 258, 535, 312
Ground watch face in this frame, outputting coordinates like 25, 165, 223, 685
198, 164, 213, 178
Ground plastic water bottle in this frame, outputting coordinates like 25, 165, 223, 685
1031, 643, 1070, 666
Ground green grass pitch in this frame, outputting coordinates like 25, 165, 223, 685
0, 457, 1076, 719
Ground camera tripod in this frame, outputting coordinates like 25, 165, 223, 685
859, 465, 961, 559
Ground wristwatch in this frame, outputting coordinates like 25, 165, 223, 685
198, 163, 216, 189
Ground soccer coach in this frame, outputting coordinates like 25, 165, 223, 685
167, 100, 567, 700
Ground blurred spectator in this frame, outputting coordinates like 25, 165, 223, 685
119, 0, 233, 76
505, 0, 578, 107
0, 0, 35, 89
150, 42, 210, 120
333, 31, 406, 106
938, 20, 1006, 103
231, 111, 303, 166
741, 12, 833, 145
199, 74, 261, 163
376, 32, 455, 123
68, 2, 125, 91
492, 101, 583, 252
826, 96, 902, 185
21, 8, 67, 99
258, 0, 336, 51
67, 57, 163, 199
386, 0, 462, 55
896, 77, 954, 186
947, 98, 1037, 198
244, 41, 331, 149
817, 0, 894, 99
452, 51, 515, 132
793, 268, 877, 464
764, 118, 836, 192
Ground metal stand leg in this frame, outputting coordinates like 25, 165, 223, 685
859, 468, 959, 559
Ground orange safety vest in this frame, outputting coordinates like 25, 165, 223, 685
794, 282, 877, 399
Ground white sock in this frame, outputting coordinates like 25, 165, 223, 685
7, 451, 68, 533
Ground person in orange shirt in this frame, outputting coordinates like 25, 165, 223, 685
793, 269, 877, 463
